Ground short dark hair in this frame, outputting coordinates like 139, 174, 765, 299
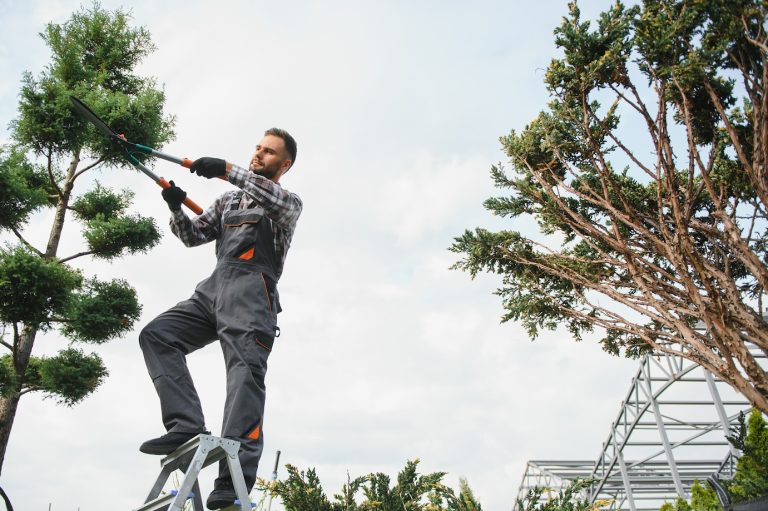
264, 127, 297, 168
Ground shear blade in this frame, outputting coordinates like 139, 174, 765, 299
70, 96, 129, 145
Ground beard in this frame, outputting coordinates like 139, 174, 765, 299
250, 161, 281, 180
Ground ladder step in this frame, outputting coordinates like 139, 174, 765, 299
135, 434, 251, 511
134, 492, 174, 511
134, 490, 196, 511
160, 434, 238, 472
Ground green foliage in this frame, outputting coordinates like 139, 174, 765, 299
659, 498, 691, 511
259, 460, 480, 511
71, 182, 161, 259
0, 2, 174, 468
0, 243, 143, 334
727, 410, 768, 502
37, 348, 108, 406
515, 479, 593, 511
359, 459, 454, 510
0, 245, 82, 324
0, 147, 53, 230
267, 465, 336, 511
450, 0, 768, 411
10, 3, 174, 161
76, 87, 175, 167
61, 277, 141, 343
13, 72, 82, 156
656, 411, 768, 510
689, 481, 721, 511
44, 4, 154, 94
71, 182, 132, 221
0, 349, 107, 406
2, 349, 108, 406
658, 481, 720, 511
454, 478, 482, 511
82, 213, 160, 259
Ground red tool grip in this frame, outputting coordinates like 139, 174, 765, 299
157, 178, 203, 215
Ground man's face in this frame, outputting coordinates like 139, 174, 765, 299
249, 134, 291, 181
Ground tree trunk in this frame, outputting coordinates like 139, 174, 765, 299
0, 325, 38, 476
44, 155, 78, 258
0, 154, 78, 474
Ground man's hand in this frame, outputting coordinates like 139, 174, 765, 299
190, 157, 227, 178
161, 180, 187, 211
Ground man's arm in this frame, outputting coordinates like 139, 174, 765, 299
226, 164, 303, 230
169, 194, 223, 247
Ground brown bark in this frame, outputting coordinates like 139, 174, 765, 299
0, 325, 37, 476
510, 58, 768, 414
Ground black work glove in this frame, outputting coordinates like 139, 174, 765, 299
161, 180, 186, 211
190, 157, 226, 178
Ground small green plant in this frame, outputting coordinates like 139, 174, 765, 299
656, 409, 768, 511
658, 481, 720, 511
257, 459, 483, 511
727, 410, 768, 503
515, 479, 594, 511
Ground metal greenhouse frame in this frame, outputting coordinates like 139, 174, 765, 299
513, 338, 765, 511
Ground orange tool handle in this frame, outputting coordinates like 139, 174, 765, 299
157, 178, 203, 215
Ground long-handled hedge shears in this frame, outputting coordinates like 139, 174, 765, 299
70, 96, 205, 214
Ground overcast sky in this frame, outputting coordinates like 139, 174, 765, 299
0, 1, 652, 510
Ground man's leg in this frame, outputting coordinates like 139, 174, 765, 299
212, 331, 272, 493
139, 297, 218, 436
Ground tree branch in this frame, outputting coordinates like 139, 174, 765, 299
18, 387, 38, 397
10, 226, 43, 256
58, 251, 95, 263
72, 156, 105, 181
46, 148, 63, 199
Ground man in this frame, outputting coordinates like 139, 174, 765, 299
138, 128, 302, 510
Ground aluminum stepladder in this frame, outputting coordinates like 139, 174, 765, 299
134, 434, 252, 511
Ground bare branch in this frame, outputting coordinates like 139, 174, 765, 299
10, 227, 42, 256
18, 387, 38, 397
58, 251, 95, 264
72, 156, 105, 181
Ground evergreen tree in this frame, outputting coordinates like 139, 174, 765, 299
451, 0, 768, 413
0, 4, 174, 471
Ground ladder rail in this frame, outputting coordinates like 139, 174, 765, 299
134, 434, 253, 511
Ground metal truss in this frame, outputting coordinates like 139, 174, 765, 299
513, 339, 765, 511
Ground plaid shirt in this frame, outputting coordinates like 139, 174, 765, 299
169, 164, 302, 279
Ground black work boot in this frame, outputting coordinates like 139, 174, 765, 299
206, 483, 236, 510
139, 430, 210, 455
206, 475, 254, 510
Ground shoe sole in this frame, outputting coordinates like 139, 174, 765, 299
206, 490, 237, 510
139, 445, 178, 455
139, 431, 211, 455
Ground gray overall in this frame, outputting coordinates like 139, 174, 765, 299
139, 192, 280, 490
